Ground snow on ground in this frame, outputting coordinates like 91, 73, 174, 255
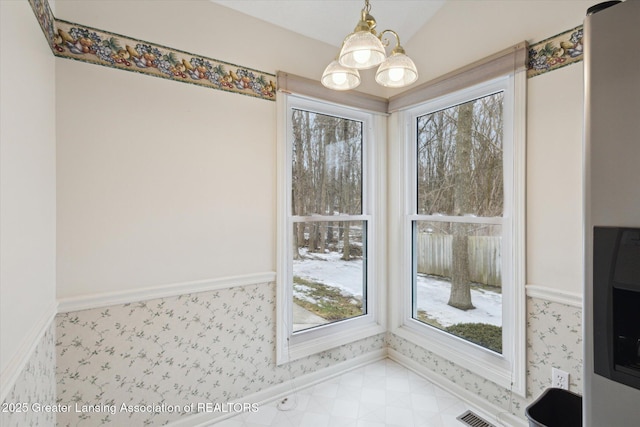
415, 274, 501, 327
293, 249, 364, 296
293, 249, 501, 327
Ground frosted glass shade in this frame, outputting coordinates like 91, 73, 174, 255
338, 31, 386, 70
375, 51, 418, 88
321, 60, 361, 90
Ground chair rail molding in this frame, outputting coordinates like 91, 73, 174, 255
57, 272, 277, 313
526, 284, 583, 307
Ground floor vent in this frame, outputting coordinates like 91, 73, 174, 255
456, 410, 495, 427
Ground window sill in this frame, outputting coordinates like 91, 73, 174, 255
277, 319, 385, 365
390, 321, 525, 397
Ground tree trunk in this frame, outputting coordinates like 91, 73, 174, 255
317, 117, 333, 253
342, 222, 351, 260
326, 222, 334, 245
308, 223, 318, 252
292, 110, 307, 260
449, 227, 473, 309
448, 102, 475, 310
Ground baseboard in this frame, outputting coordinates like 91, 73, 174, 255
0, 301, 57, 403
525, 284, 582, 308
388, 349, 528, 427
165, 348, 387, 427
57, 272, 276, 313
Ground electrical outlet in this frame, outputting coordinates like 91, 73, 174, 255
552, 367, 569, 389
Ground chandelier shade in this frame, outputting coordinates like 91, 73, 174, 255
338, 31, 386, 70
375, 49, 419, 88
321, 0, 418, 91
321, 60, 361, 90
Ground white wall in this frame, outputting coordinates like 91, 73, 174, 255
56, 63, 277, 296
55, 0, 340, 298
527, 65, 584, 294
0, 0, 57, 387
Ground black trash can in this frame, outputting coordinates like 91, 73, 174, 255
525, 388, 582, 427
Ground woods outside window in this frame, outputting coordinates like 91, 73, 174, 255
276, 92, 385, 364
413, 91, 505, 354
393, 65, 526, 395
290, 109, 367, 332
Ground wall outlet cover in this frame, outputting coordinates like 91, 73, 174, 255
552, 367, 569, 390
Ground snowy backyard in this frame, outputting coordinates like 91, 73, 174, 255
293, 249, 502, 328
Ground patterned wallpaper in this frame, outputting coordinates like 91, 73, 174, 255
55, 282, 385, 426
27, 0, 584, 105
527, 298, 583, 395
1, 285, 581, 426
52, 283, 582, 426
0, 323, 56, 427
387, 296, 583, 422
527, 26, 584, 78
27, 0, 276, 101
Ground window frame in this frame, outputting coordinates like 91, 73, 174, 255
391, 73, 526, 396
276, 92, 386, 365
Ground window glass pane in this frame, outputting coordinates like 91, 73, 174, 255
291, 109, 362, 216
416, 92, 504, 217
293, 220, 367, 332
413, 220, 502, 353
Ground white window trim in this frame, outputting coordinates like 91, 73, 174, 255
389, 72, 527, 397
276, 92, 387, 365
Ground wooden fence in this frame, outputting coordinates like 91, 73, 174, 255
416, 234, 502, 287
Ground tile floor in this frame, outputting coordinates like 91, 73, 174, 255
214, 358, 472, 427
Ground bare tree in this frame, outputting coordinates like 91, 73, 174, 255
448, 101, 475, 310
416, 92, 504, 310
291, 110, 363, 261
291, 110, 307, 260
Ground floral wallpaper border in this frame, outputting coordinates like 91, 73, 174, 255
527, 25, 584, 78
28, 0, 55, 48
28, 0, 586, 100
28, 0, 276, 101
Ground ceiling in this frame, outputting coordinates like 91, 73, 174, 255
211, 1, 446, 48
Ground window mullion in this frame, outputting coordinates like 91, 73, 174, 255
409, 214, 503, 225
292, 215, 372, 223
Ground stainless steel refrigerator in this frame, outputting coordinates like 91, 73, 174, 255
584, 1, 640, 426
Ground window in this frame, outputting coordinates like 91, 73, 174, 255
290, 109, 366, 332
391, 55, 526, 395
276, 88, 386, 364
413, 91, 505, 354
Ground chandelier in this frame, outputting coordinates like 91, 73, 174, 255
321, 0, 419, 91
